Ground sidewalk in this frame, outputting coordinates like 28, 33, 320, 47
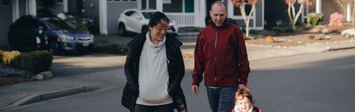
1, 33, 355, 110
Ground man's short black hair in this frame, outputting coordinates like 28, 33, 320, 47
148, 11, 170, 29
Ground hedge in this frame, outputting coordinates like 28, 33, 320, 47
1, 50, 53, 74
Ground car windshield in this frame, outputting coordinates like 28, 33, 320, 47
43, 18, 76, 30
141, 12, 154, 19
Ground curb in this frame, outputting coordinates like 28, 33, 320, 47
0, 86, 98, 110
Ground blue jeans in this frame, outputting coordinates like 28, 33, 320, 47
206, 86, 238, 112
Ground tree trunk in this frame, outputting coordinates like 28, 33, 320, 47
288, 4, 293, 24
293, 3, 304, 31
76, 0, 83, 24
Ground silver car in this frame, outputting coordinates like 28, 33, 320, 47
117, 9, 179, 36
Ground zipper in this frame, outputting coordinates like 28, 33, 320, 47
214, 29, 218, 87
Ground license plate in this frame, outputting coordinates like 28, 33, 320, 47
83, 42, 89, 47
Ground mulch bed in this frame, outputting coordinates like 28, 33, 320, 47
0, 64, 36, 86
246, 31, 353, 47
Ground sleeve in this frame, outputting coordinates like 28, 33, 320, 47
191, 32, 206, 86
234, 26, 250, 85
168, 49, 185, 96
124, 48, 139, 95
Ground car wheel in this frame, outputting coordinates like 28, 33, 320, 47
49, 40, 61, 55
78, 49, 89, 55
9, 37, 22, 51
141, 25, 148, 32
118, 24, 126, 36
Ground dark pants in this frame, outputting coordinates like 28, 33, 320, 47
206, 86, 238, 112
135, 103, 174, 112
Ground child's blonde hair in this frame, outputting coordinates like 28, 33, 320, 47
234, 86, 254, 104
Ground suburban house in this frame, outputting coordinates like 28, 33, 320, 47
0, 0, 352, 47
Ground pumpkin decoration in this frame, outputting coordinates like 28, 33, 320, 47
266, 36, 274, 43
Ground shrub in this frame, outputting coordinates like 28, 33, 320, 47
307, 12, 324, 25
272, 27, 284, 34
284, 27, 295, 33
93, 40, 128, 55
76, 22, 90, 33
1, 50, 21, 65
242, 27, 246, 33
0, 50, 3, 63
249, 29, 259, 34
23, 50, 53, 73
328, 12, 345, 27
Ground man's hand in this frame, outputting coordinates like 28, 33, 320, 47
238, 84, 246, 90
191, 85, 199, 95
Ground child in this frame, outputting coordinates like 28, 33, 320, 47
232, 87, 261, 112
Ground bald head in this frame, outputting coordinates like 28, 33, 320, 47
210, 1, 227, 27
211, 1, 226, 10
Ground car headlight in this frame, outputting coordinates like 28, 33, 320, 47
59, 34, 74, 40
90, 34, 94, 40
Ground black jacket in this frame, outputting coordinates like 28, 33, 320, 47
121, 31, 187, 112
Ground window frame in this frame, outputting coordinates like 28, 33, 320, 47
0, 0, 11, 7
228, 2, 256, 20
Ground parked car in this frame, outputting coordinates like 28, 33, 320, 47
7, 15, 95, 54
117, 9, 179, 36
57, 12, 95, 34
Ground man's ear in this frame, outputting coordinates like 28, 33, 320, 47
209, 10, 212, 17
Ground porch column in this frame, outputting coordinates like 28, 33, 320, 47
346, 4, 351, 22
12, 0, 19, 22
316, 0, 321, 13
137, 0, 142, 9
199, 0, 206, 27
194, 0, 200, 26
99, 0, 108, 35
156, 0, 162, 11
63, 0, 68, 13
28, 0, 36, 17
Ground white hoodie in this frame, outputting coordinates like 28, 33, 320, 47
136, 31, 173, 106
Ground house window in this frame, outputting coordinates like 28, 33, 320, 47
234, 4, 252, 16
0, 0, 11, 7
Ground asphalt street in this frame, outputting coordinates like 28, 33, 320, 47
4, 48, 355, 112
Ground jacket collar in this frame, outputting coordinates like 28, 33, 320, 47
209, 18, 229, 29
127, 31, 182, 51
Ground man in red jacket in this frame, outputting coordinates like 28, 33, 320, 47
191, 1, 250, 112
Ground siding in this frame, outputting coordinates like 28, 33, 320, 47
0, 7, 12, 46
106, 1, 137, 34
255, 1, 263, 27
68, 0, 76, 13
322, 0, 339, 24
83, 0, 99, 34
163, 0, 182, 12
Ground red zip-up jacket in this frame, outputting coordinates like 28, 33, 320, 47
192, 20, 250, 87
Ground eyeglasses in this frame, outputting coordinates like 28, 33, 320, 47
154, 26, 168, 32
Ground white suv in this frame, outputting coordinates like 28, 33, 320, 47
117, 9, 179, 36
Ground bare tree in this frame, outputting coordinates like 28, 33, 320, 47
230, 0, 261, 38
284, 0, 316, 30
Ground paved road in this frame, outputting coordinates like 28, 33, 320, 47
4, 49, 355, 112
